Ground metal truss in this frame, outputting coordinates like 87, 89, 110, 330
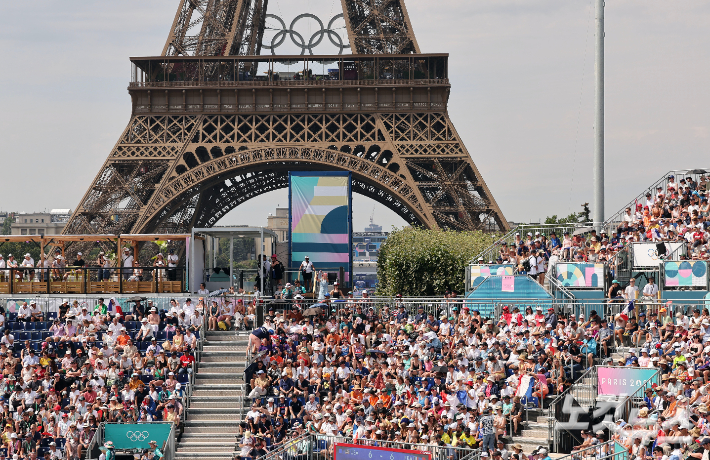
162, 0, 268, 57
66, 111, 508, 235
65, 2, 508, 236
161, 0, 418, 57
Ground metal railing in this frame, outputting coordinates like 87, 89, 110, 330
664, 241, 689, 261
84, 428, 99, 460
555, 440, 628, 460
130, 77, 450, 89
615, 370, 661, 427
545, 270, 576, 300
471, 223, 592, 265
603, 168, 710, 231
181, 317, 205, 428
0, 266, 186, 294
164, 422, 177, 460
0, 294, 206, 325
260, 434, 481, 460
260, 295, 468, 319
548, 366, 598, 453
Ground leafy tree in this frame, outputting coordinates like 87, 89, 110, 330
544, 203, 591, 225
214, 237, 256, 271
1, 214, 13, 235
376, 227, 500, 296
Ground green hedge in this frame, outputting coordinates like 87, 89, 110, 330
375, 227, 501, 296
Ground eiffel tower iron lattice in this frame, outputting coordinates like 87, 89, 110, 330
64, 1, 509, 236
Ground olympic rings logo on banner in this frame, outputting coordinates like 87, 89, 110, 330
126, 430, 150, 442
262, 13, 350, 55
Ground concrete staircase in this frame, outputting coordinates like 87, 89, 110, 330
174, 330, 250, 460
504, 400, 551, 455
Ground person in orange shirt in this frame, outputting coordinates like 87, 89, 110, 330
115, 328, 130, 348
326, 332, 340, 346
350, 385, 363, 404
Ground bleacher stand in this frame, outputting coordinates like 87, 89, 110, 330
0, 297, 202, 459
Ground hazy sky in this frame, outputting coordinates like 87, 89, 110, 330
1, 0, 709, 232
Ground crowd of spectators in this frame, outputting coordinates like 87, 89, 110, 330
238, 298, 578, 459
235, 294, 710, 460
480, 174, 710, 289
0, 296, 202, 460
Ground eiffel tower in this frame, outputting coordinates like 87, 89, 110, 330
64, 0, 509, 235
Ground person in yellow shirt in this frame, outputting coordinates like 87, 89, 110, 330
129, 373, 145, 391
459, 427, 477, 448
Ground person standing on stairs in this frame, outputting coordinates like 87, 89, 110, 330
249, 326, 271, 354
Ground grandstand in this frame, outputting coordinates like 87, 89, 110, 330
1, 169, 710, 460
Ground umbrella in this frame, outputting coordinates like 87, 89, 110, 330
310, 303, 328, 309
209, 288, 229, 296
432, 365, 448, 374
572, 226, 593, 236
302, 307, 322, 317
688, 169, 707, 175
127, 296, 146, 302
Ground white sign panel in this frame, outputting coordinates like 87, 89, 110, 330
632, 242, 685, 267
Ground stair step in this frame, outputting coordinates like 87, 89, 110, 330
199, 367, 243, 373
520, 428, 548, 438
195, 378, 244, 385
181, 433, 238, 439
197, 361, 246, 374
181, 426, 242, 433
192, 390, 243, 397
175, 454, 234, 459
189, 401, 243, 408
178, 439, 236, 446
177, 445, 237, 452
189, 407, 243, 414
203, 346, 248, 352
508, 436, 549, 447
185, 418, 242, 425
201, 355, 246, 362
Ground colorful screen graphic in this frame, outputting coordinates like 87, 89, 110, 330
334, 443, 431, 460
556, 263, 605, 288
597, 367, 659, 396
470, 264, 514, 288
289, 172, 352, 282
664, 260, 707, 288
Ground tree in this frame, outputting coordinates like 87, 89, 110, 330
1, 213, 13, 235
376, 227, 500, 296
544, 203, 591, 225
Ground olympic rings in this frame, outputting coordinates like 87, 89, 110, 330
262, 13, 350, 55
126, 430, 150, 442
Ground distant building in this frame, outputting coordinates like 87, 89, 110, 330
266, 208, 288, 243
352, 216, 389, 289
11, 209, 71, 236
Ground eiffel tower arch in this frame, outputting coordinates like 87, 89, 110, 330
64, 1, 509, 235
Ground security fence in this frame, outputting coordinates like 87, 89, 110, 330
0, 266, 185, 295
256, 433, 481, 460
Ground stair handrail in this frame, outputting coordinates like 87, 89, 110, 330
663, 240, 689, 261
547, 365, 597, 452
544, 269, 576, 300
615, 368, 662, 426
470, 223, 589, 265
469, 225, 521, 264
182, 319, 206, 425
603, 168, 710, 231
258, 431, 311, 460
309, 433, 482, 460
554, 440, 628, 460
